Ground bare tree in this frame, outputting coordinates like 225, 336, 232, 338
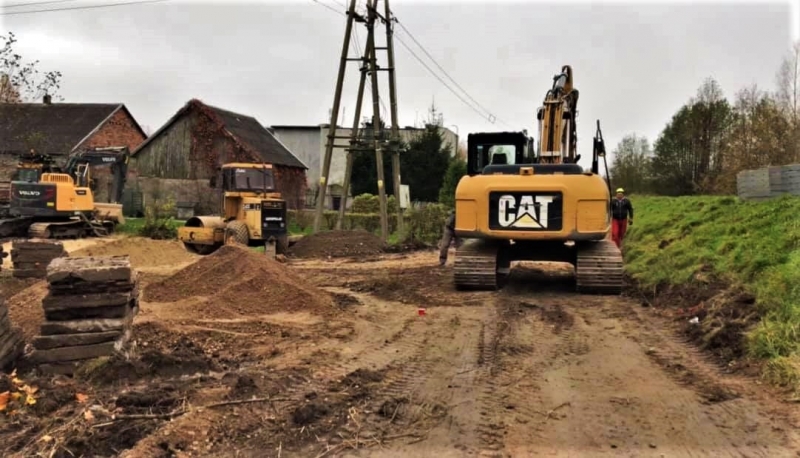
0, 32, 63, 103
775, 41, 800, 161
776, 41, 800, 123
609, 134, 653, 193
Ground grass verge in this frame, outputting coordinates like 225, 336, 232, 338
623, 194, 800, 389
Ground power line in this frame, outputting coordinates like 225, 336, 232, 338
309, 0, 511, 127
0, 0, 168, 16
2, 0, 79, 9
394, 18, 504, 125
393, 33, 495, 125
309, 0, 343, 17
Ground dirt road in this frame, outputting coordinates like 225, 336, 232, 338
287, 259, 799, 457
2, 239, 799, 457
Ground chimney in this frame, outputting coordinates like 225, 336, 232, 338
43, 94, 52, 105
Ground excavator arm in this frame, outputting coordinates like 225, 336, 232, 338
592, 120, 612, 195
63, 147, 129, 203
536, 65, 579, 164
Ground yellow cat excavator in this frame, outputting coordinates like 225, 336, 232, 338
452, 65, 623, 294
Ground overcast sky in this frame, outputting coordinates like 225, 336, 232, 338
1, 0, 798, 170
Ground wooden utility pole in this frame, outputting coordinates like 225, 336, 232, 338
383, 0, 404, 232
312, 0, 359, 234
313, 0, 403, 241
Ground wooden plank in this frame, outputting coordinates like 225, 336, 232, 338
0, 328, 24, 369
44, 304, 133, 322
39, 313, 134, 335
46, 256, 132, 284
13, 269, 47, 279
32, 329, 128, 350
28, 340, 123, 364
42, 291, 134, 312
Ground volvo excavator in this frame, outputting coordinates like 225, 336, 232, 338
452, 65, 623, 294
0, 147, 128, 239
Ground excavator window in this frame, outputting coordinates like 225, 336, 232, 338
467, 133, 531, 175
488, 145, 515, 165
16, 169, 39, 183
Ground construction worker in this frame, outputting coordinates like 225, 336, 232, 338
610, 188, 634, 248
439, 209, 459, 266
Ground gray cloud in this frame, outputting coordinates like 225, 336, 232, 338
2, 1, 793, 168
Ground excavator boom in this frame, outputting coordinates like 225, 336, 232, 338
536, 65, 579, 164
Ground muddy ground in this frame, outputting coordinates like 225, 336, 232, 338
1, 234, 799, 458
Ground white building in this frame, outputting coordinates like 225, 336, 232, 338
269, 124, 458, 209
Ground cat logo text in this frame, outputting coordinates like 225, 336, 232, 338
497, 194, 554, 229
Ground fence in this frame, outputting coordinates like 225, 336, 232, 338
736, 164, 800, 201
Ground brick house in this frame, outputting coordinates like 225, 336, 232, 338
0, 96, 147, 202
130, 99, 308, 216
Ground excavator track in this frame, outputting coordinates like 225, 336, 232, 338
27, 217, 113, 239
575, 240, 624, 294
28, 221, 88, 239
453, 239, 504, 290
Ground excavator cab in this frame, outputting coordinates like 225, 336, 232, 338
467, 132, 534, 176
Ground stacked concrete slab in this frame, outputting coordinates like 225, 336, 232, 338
29, 255, 139, 375
11, 239, 67, 279
0, 298, 24, 370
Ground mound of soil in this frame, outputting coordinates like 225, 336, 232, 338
289, 230, 386, 259
71, 237, 197, 269
144, 244, 334, 317
5, 280, 48, 340
630, 276, 760, 366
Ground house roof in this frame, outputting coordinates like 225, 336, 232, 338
134, 99, 307, 170
0, 103, 146, 156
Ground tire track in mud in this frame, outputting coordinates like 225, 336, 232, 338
552, 299, 796, 457
481, 299, 583, 455
620, 302, 799, 455
461, 297, 572, 456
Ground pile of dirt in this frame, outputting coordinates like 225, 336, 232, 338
629, 277, 760, 366
70, 237, 197, 269
289, 230, 386, 259
144, 244, 334, 317
346, 265, 455, 304
5, 280, 48, 340
81, 327, 219, 385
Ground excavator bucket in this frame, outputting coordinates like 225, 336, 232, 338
94, 203, 125, 225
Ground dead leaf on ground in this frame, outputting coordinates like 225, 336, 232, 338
0, 391, 9, 411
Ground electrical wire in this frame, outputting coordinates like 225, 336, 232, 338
2, 0, 79, 9
394, 18, 504, 125
393, 33, 496, 125
0, 0, 168, 16
310, 0, 511, 126
309, 0, 343, 17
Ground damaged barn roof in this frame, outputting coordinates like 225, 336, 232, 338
0, 102, 145, 156
133, 99, 308, 169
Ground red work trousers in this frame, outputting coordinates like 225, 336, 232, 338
611, 218, 628, 248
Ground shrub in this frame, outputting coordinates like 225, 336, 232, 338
401, 203, 450, 246
350, 193, 398, 214
139, 199, 178, 240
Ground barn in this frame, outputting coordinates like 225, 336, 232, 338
130, 99, 308, 217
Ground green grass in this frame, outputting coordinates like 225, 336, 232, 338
623, 194, 800, 379
116, 217, 186, 236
